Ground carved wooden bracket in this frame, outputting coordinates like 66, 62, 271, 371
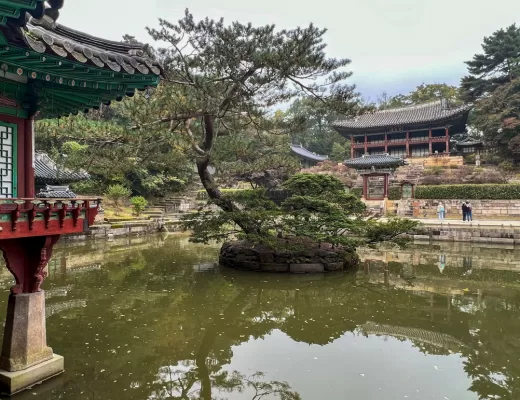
72, 201, 83, 227
43, 203, 52, 229
11, 204, 20, 232
58, 203, 67, 229
0, 235, 60, 294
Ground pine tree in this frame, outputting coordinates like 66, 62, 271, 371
461, 24, 520, 101
137, 9, 362, 234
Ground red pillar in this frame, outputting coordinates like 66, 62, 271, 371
428, 128, 433, 154
406, 132, 410, 157
350, 135, 354, 159
445, 127, 449, 153
364, 134, 368, 154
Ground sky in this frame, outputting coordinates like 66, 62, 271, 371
59, 0, 520, 102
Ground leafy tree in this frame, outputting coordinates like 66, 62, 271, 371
285, 98, 356, 156
130, 196, 148, 216
378, 83, 462, 110
137, 9, 364, 235
471, 78, 520, 155
462, 24, 520, 101
36, 111, 195, 197
211, 127, 300, 188
105, 184, 131, 214
330, 141, 351, 161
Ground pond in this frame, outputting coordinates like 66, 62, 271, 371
1, 234, 520, 400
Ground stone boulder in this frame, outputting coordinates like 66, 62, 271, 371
219, 240, 359, 273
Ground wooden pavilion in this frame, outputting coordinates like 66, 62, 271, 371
333, 100, 472, 159
344, 154, 405, 200
0, 1, 161, 394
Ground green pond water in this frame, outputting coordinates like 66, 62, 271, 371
1, 234, 520, 400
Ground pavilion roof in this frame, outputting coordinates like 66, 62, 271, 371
334, 100, 471, 136
290, 144, 328, 162
0, 1, 162, 118
344, 154, 405, 169
34, 152, 90, 184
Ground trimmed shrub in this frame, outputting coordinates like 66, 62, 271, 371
388, 186, 401, 200
130, 196, 148, 216
415, 184, 520, 200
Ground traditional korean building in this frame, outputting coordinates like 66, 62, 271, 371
0, 1, 161, 394
333, 100, 472, 159
34, 151, 90, 192
290, 143, 328, 168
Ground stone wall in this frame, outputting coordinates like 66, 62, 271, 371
219, 240, 359, 273
407, 155, 463, 167
406, 199, 520, 219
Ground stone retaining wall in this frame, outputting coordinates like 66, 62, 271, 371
219, 241, 359, 273
413, 223, 520, 244
400, 199, 520, 219
64, 220, 183, 241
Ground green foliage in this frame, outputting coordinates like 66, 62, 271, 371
471, 78, 520, 153
71, 179, 103, 196
105, 184, 131, 214
36, 110, 195, 198
388, 186, 402, 201
330, 141, 351, 161
285, 98, 359, 156
130, 196, 148, 216
415, 184, 520, 200
378, 83, 462, 110
462, 24, 520, 101
350, 187, 363, 197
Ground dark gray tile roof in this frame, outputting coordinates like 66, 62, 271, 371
344, 154, 406, 169
6, 1, 161, 77
455, 140, 483, 147
334, 100, 471, 134
35, 152, 90, 183
290, 144, 329, 162
24, 21, 162, 76
37, 185, 77, 199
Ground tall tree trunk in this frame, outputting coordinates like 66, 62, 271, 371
195, 114, 258, 235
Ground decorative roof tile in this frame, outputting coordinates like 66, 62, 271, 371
344, 154, 406, 169
334, 100, 471, 135
37, 185, 76, 198
35, 152, 90, 183
290, 144, 329, 162
23, 21, 162, 76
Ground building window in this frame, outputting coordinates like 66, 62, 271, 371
0, 124, 17, 198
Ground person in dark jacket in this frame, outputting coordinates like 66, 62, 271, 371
462, 202, 468, 222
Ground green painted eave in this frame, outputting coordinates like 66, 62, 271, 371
0, 43, 161, 118
0, 0, 44, 26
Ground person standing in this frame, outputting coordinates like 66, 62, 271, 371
462, 201, 468, 222
466, 201, 473, 221
437, 202, 445, 219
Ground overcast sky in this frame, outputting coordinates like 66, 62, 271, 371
60, 0, 520, 101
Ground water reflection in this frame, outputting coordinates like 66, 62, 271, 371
0, 237, 519, 399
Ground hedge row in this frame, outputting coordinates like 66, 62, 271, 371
415, 184, 520, 200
